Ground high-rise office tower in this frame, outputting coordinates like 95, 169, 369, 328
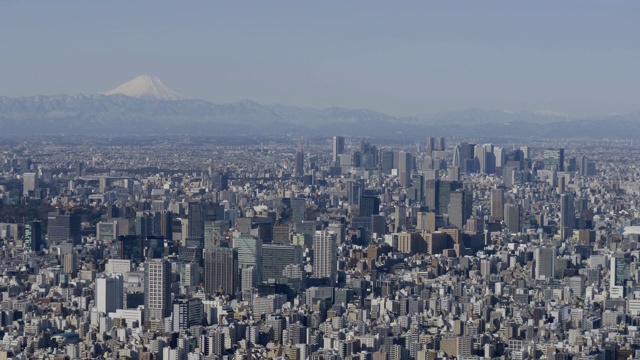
448, 166, 460, 182
452, 145, 461, 167
180, 262, 201, 287
135, 212, 154, 242
97, 221, 117, 242
159, 210, 173, 242
474, 145, 487, 174
360, 140, 377, 169
295, 149, 304, 177
312, 231, 337, 281
544, 148, 565, 171
290, 198, 307, 224
23, 172, 38, 196
186, 202, 205, 247
348, 181, 363, 206
490, 188, 505, 222
117, 235, 144, 263
535, 246, 556, 280
425, 138, 435, 156
205, 219, 230, 249
459, 142, 475, 173
352, 151, 362, 168
204, 221, 215, 250
241, 266, 257, 296
204, 247, 238, 297
144, 259, 172, 321
262, 244, 303, 281
359, 195, 380, 218
24, 220, 43, 251
435, 137, 446, 151
63, 252, 78, 277
438, 180, 462, 216
332, 136, 345, 165
47, 211, 82, 245
610, 254, 630, 299
484, 144, 496, 174
425, 179, 439, 213
394, 205, 407, 232
172, 298, 203, 332
398, 151, 413, 188
493, 147, 505, 170
504, 203, 520, 233
560, 193, 575, 239
411, 173, 425, 203
96, 275, 124, 313
449, 190, 472, 230
233, 235, 263, 282
380, 150, 394, 174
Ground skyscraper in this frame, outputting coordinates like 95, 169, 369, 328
544, 148, 565, 171
144, 259, 172, 321
425, 179, 439, 213
24, 220, 43, 251
262, 244, 303, 281
459, 142, 476, 173
380, 150, 394, 174
504, 203, 520, 233
295, 149, 304, 177
560, 193, 575, 239
490, 188, 505, 222
63, 252, 78, 277
204, 247, 238, 297
348, 181, 363, 206
47, 211, 82, 245
205, 219, 230, 249
332, 136, 345, 165
172, 297, 203, 332
398, 151, 413, 188
449, 190, 472, 230
452, 145, 461, 167
359, 195, 380, 218
290, 197, 307, 224
394, 205, 407, 232
610, 254, 630, 299
23, 172, 38, 196
187, 202, 205, 247
535, 246, 556, 280
96, 275, 124, 314
425, 138, 435, 156
411, 173, 425, 203
438, 181, 462, 216
312, 231, 337, 281
233, 235, 263, 282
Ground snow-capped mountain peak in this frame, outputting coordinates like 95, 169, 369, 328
104, 75, 186, 100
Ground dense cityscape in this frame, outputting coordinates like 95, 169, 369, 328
0, 134, 637, 359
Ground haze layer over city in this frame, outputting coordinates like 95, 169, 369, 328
0, 2, 639, 360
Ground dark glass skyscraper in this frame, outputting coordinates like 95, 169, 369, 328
25, 220, 43, 251
544, 148, 565, 171
359, 195, 380, 218
47, 211, 81, 245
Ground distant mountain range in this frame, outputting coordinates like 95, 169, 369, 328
0, 75, 638, 139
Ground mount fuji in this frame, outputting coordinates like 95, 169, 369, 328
0, 75, 638, 138
104, 75, 186, 100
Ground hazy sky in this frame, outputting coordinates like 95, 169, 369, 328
1, 1, 638, 116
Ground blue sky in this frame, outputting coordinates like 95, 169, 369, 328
1, 1, 638, 116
